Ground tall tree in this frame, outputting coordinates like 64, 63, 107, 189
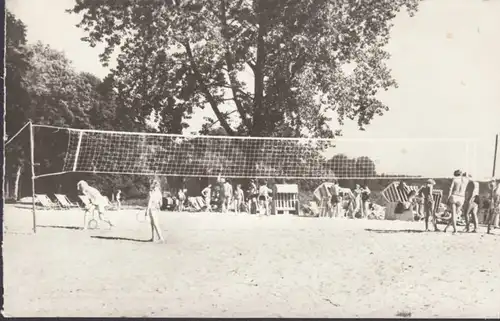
5, 10, 32, 137
69, 0, 420, 138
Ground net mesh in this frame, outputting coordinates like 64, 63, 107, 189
25, 125, 476, 180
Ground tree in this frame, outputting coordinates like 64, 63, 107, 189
69, 0, 420, 138
4, 10, 33, 200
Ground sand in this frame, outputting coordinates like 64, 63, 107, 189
2, 204, 499, 318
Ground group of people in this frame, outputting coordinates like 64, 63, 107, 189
201, 178, 273, 215
322, 181, 372, 219
400, 170, 500, 234
75, 171, 500, 244
444, 170, 500, 234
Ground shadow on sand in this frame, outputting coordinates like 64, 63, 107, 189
91, 235, 152, 243
38, 225, 83, 230
365, 228, 425, 234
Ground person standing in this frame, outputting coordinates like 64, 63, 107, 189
177, 188, 186, 212
234, 184, 245, 213
330, 180, 341, 218
444, 170, 469, 234
352, 184, 362, 218
361, 185, 371, 218
419, 179, 439, 231
145, 179, 165, 243
115, 189, 122, 211
486, 179, 500, 234
223, 179, 233, 213
463, 174, 480, 232
77, 180, 114, 229
258, 181, 272, 215
247, 179, 258, 214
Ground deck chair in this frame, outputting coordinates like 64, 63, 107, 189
35, 194, 61, 210
54, 194, 80, 209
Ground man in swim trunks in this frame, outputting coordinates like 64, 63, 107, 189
330, 180, 342, 218
444, 169, 469, 233
463, 174, 480, 232
419, 178, 440, 232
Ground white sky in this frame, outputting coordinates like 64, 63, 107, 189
6, 0, 500, 179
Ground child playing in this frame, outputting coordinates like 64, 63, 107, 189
145, 179, 165, 243
177, 188, 186, 212
258, 181, 273, 215
77, 180, 114, 229
463, 174, 480, 232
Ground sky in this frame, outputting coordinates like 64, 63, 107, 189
6, 0, 500, 180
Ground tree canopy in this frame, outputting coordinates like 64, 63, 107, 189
69, 0, 420, 137
5, 5, 439, 203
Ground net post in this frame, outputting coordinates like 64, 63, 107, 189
29, 121, 37, 234
73, 130, 83, 171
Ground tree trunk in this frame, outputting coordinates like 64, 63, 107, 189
14, 166, 22, 200
251, 2, 267, 137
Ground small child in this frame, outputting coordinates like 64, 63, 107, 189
177, 188, 186, 212
116, 189, 122, 211
77, 180, 114, 229
234, 184, 245, 213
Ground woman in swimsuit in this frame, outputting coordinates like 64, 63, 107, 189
444, 170, 468, 233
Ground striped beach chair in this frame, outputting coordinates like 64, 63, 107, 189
54, 194, 80, 209
313, 182, 334, 217
382, 181, 443, 214
313, 183, 355, 217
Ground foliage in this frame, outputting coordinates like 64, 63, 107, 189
4, 10, 152, 199
11, 8, 469, 206
69, 0, 420, 138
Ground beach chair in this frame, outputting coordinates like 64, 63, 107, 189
35, 194, 61, 210
54, 194, 80, 209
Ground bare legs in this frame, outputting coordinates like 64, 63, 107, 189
83, 205, 113, 229
444, 203, 458, 233
424, 201, 439, 231
463, 203, 478, 232
147, 208, 164, 243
